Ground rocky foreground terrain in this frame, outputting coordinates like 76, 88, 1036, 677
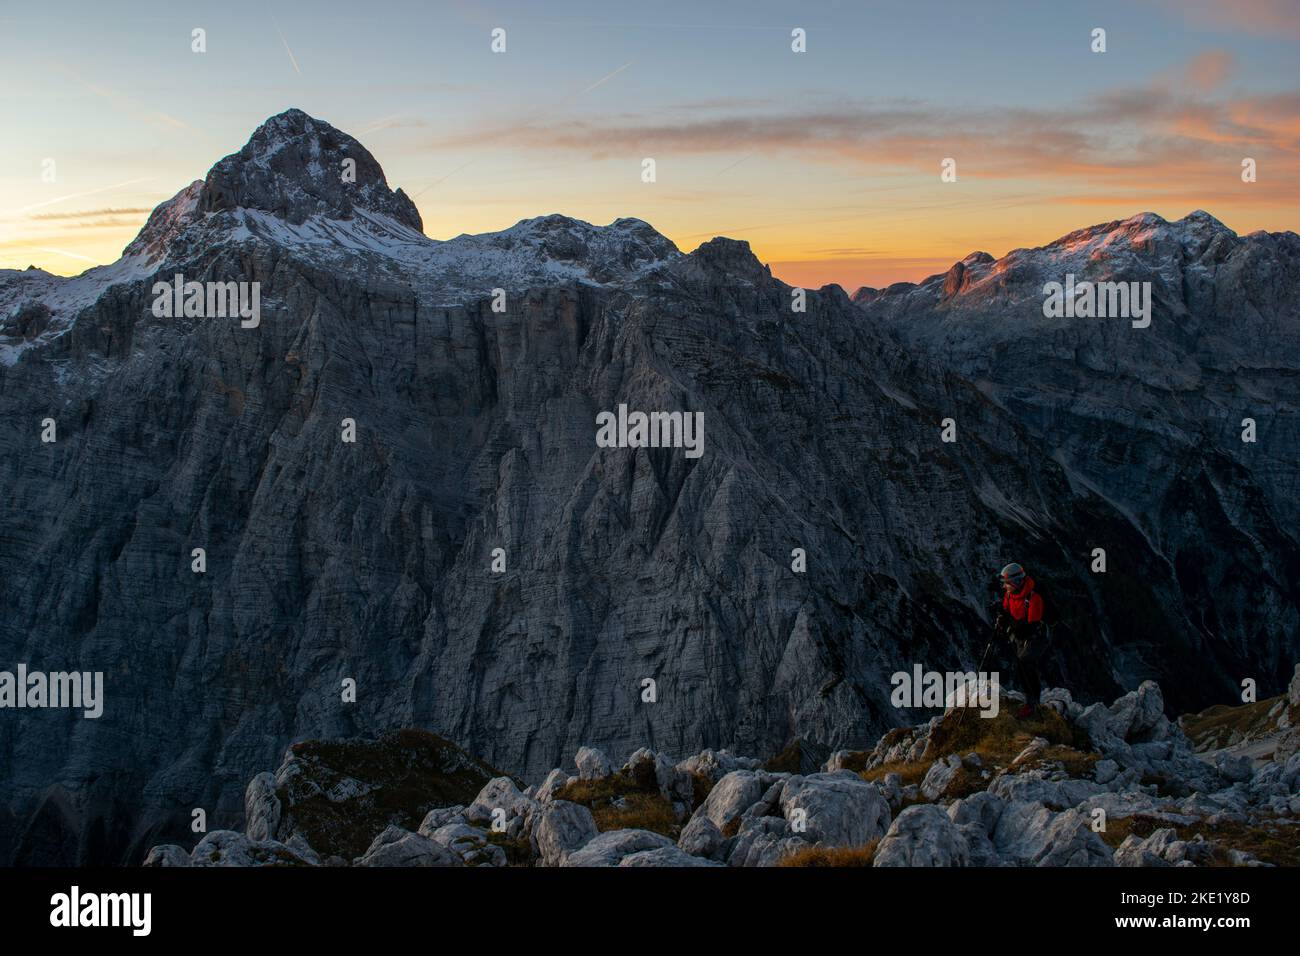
2, 109, 1297, 865
144, 664, 1300, 867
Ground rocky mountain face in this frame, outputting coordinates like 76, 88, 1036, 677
143, 667, 1300, 868
853, 212, 1300, 696
1, 110, 1296, 865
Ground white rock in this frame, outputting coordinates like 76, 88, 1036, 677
619, 846, 724, 867
728, 827, 810, 867
989, 773, 1106, 809
243, 771, 281, 842
190, 829, 313, 867
355, 825, 462, 867
283, 832, 321, 866
779, 771, 892, 848
875, 805, 971, 867
1114, 828, 1176, 867
531, 800, 598, 867
463, 776, 538, 835
1011, 737, 1050, 766
992, 803, 1113, 867
690, 770, 769, 832
677, 815, 724, 859
574, 746, 614, 780
947, 791, 1005, 834
417, 805, 466, 834
920, 754, 962, 800
142, 844, 190, 867
534, 769, 570, 803
561, 829, 674, 867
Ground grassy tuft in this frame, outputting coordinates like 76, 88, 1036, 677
777, 841, 879, 867
555, 771, 679, 837
1098, 812, 1300, 867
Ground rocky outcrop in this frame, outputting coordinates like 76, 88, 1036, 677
355, 825, 461, 867
562, 829, 676, 867
139, 670, 1300, 867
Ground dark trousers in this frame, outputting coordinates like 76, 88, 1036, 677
1013, 636, 1045, 705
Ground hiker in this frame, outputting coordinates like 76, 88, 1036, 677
995, 562, 1047, 719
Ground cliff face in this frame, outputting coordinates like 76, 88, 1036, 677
853, 211, 1300, 693
0, 111, 1295, 865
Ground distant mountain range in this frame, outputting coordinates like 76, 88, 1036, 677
1, 109, 1295, 864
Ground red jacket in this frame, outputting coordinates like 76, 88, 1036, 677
1003, 576, 1044, 624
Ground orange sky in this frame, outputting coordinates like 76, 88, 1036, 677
2, 1, 1297, 292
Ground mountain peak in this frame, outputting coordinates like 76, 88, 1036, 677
195, 108, 422, 232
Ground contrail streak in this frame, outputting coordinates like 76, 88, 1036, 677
271, 12, 301, 74
579, 60, 632, 95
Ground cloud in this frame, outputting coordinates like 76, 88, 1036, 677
30, 207, 153, 221
422, 61, 1300, 200
1156, 0, 1300, 39
1184, 50, 1235, 92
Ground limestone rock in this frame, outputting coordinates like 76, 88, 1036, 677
531, 800, 598, 867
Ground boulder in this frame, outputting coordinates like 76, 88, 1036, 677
531, 800, 598, 867
675, 749, 760, 784
689, 770, 770, 833
1214, 752, 1255, 783
142, 845, 191, 867
989, 773, 1106, 809
463, 777, 537, 839
920, 754, 962, 800
417, 805, 466, 834
244, 771, 281, 842
426, 823, 506, 866
1115, 828, 1177, 867
992, 803, 1113, 867
779, 771, 891, 847
534, 769, 570, 803
562, 829, 675, 867
354, 825, 462, 867
190, 830, 314, 867
947, 791, 1005, 834
677, 815, 724, 859
574, 746, 614, 781
620, 846, 724, 867
875, 805, 971, 867
727, 818, 810, 867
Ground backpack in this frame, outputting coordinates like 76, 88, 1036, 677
1036, 586, 1061, 628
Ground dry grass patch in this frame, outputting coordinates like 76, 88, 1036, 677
778, 841, 879, 867
1179, 694, 1292, 752
593, 792, 678, 836
555, 772, 679, 838
860, 759, 930, 789
859, 701, 1096, 800
1097, 812, 1300, 867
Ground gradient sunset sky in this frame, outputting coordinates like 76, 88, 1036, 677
3, 0, 1298, 290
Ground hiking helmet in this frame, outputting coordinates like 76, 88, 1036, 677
999, 562, 1026, 588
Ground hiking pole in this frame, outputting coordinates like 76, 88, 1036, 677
953, 630, 998, 733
